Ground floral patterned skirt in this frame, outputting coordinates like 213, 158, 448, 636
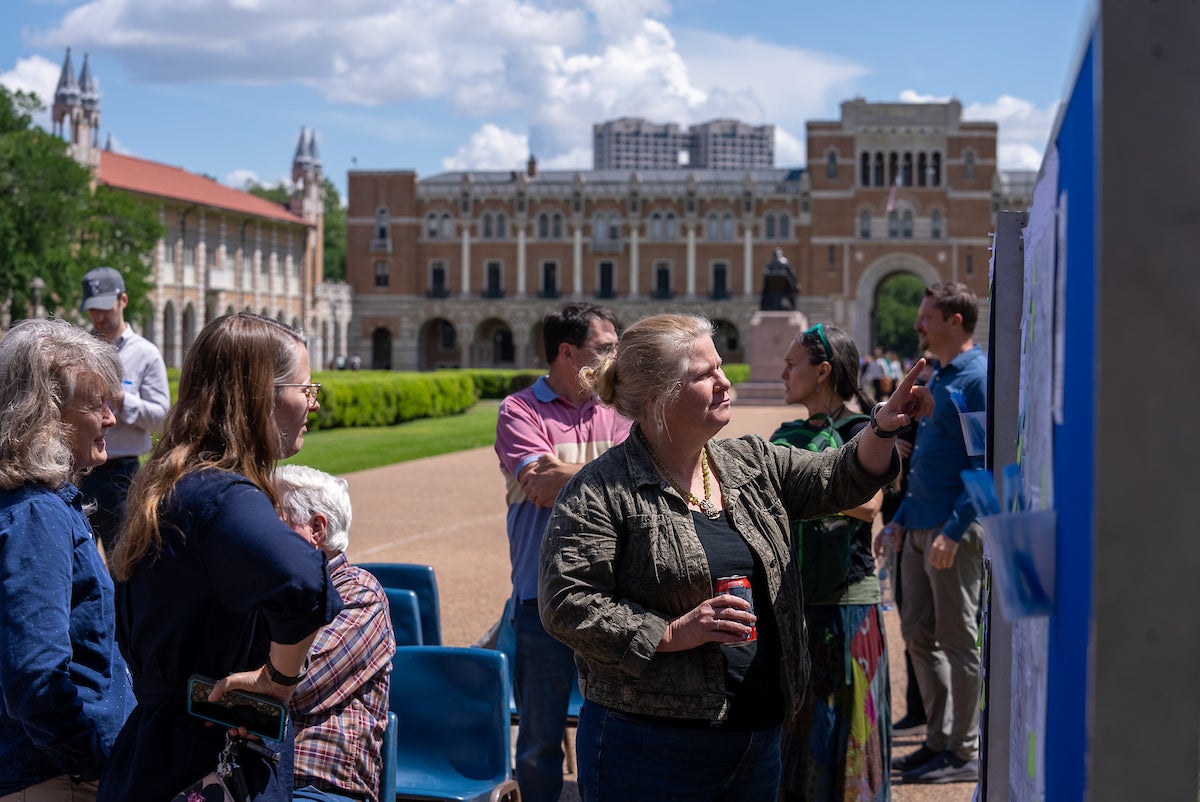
781, 603, 891, 802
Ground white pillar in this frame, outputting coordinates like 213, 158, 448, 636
686, 225, 697, 297
460, 229, 471, 295
742, 228, 754, 298
517, 228, 527, 296
572, 227, 583, 296
629, 228, 640, 299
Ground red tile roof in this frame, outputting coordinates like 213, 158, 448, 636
98, 151, 307, 226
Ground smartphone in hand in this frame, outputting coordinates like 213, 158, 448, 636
186, 674, 288, 741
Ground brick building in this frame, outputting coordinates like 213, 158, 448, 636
51, 49, 351, 369
346, 98, 1032, 370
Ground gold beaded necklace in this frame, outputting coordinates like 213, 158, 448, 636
637, 428, 722, 519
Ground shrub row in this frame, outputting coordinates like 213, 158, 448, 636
164, 365, 747, 431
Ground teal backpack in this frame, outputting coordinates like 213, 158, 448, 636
770, 413, 872, 604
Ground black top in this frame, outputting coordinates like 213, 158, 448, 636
692, 511, 784, 730
98, 470, 342, 802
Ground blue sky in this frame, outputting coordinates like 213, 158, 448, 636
1, 0, 1094, 200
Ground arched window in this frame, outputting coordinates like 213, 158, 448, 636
665, 213, 677, 239
931, 153, 942, 186
651, 213, 663, 240
482, 212, 493, 239
765, 214, 776, 240
426, 213, 439, 239
440, 214, 452, 238
608, 214, 619, 241
705, 214, 718, 240
538, 213, 549, 239
965, 149, 976, 181
902, 209, 913, 239
860, 152, 871, 186
918, 153, 929, 187
552, 213, 563, 239
826, 150, 838, 179
888, 211, 899, 239
931, 209, 943, 240
496, 213, 506, 239
873, 153, 884, 187
902, 152, 913, 187
779, 214, 790, 240
859, 210, 871, 239
888, 153, 899, 187
721, 214, 733, 241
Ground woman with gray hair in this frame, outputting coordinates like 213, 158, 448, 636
0, 318, 134, 800
538, 313, 932, 801
272, 465, 394, 802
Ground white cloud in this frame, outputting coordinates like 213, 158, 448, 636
28, 1, 872, 170
775, 127, 804, 167
0, 54, 62, 129
223, 168, 262, 189
441, 123, 528, 171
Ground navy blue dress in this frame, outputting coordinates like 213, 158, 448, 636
98, 470, 342, 801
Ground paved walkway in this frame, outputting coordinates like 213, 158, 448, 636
340, 404, 971, 802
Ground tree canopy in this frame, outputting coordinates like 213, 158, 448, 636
874, 272, 924, 357
0, 86, 162, 322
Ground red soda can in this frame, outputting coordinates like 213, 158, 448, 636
714, 575, 756, 643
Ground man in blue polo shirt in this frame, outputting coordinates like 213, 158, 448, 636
878, 283, 986, 784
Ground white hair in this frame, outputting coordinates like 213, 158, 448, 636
272, 464, 353, 556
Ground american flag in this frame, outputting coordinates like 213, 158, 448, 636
886, 175, 901, 213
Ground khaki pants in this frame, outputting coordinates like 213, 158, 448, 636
898, 522, 984, 760
0, 777, 98, 802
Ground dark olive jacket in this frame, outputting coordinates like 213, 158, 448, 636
538, 426, 896, 723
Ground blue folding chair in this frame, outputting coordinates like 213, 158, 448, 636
387, 646, 521, 802
381, 711, 398, 801
359, 563, 442, 645
384, 587, 424, 646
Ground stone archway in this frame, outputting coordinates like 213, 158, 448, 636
852, 253, 941, 352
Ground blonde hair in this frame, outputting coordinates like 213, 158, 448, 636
583, 313, 714, 431
0, 318, 120, 490
110, 313, 306, 581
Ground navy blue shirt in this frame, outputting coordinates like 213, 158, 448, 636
98, 469, 342, 802
0, 482, 133, 793
893, 346, 987, 541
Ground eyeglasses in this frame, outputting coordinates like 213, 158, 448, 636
805, 323, 833, 362
276, 382, 321, 401
577, 341, 617, 357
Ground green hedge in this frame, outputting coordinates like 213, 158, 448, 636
163, 364, 749, 431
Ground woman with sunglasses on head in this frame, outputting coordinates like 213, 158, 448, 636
772, 323, 891, 802
538, 314, 931, 801
99, 313, 342, 802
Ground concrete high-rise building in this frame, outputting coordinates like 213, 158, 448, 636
593, 117, 775, 170
593, 118, 689, 170
688, 119, 774, 170
346, 99, 1031, 371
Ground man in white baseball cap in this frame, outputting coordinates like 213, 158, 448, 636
79, 266, 169, 553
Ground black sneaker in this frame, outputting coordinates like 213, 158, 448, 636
892, 711, 927, 737
902, 752, 980, 784
891, 744, 942, 774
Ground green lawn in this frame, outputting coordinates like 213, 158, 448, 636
281, 400, 501, 476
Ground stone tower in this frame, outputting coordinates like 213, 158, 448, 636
291, 127, 326, 304
52, 49, 101, 171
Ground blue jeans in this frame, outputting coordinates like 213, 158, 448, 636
513, 600, 576, 802
293, 785, 359, 802
576, 700, 782, 802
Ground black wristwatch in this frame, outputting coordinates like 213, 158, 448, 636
265, 654, 306, 686
869, 402, 906, 438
